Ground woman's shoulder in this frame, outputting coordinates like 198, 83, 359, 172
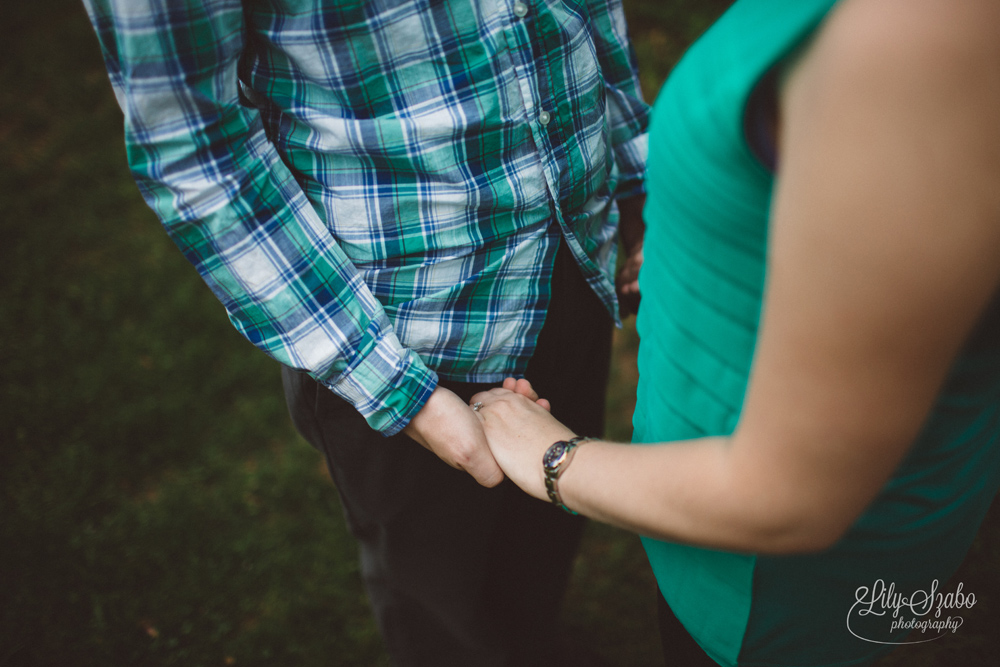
802, 0, 1000, 91
779, 0, 1000, 191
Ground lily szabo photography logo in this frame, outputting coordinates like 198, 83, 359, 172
847, 579, 976, 644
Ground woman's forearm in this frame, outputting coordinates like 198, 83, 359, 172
471, 387, 861, 555
557, 436, 841, 554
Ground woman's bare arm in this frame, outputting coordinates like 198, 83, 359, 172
472, 0, 1000, 554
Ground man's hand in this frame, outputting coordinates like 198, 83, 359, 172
403, 385, 504, 487
616, 194, 646, 318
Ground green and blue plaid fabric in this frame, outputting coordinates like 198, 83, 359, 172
83, 0, 649, 434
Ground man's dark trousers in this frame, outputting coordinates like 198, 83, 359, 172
281, 241, 613, 666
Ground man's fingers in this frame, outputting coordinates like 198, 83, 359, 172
513, 378, 538, 400
443, 432, 503, 487
498, 377, 541, 401
404, 385, 506, 487
447, 423, 504, 487
467, 454, 505, 488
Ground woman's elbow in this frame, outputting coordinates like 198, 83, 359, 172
753, 520, 845, 555
740, 499, 856, 555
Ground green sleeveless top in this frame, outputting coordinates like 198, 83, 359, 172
635, 1, 1000, 665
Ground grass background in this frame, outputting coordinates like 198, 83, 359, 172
1, 1, 996, 665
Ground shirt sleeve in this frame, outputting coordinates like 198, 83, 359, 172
81, 0, 437, 435
588, 0, 651, 200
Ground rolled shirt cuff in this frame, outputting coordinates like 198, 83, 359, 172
321, 328, 439, 436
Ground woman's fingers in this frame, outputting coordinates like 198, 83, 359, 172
471, 380, 550, 415
470, 388, 504, 420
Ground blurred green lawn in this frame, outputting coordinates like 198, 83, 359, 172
1, 1, 996, 666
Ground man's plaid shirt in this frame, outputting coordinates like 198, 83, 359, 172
83, 0, 649, 435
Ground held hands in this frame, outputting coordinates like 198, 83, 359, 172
404, 378, 576, 498
470, 378, 577, 501
403, 385, 504, 488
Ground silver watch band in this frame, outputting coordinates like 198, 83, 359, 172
543, 436, 592, 514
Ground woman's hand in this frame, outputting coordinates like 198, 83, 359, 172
470, 379, 576, 501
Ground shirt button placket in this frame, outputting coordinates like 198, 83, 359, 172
511, 3, 551, 140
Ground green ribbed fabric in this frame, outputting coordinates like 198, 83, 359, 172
635, 1, 1000, 665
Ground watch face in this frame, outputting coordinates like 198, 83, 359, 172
543, 441, 567, 469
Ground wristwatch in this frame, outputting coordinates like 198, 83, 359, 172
543, 436, 591, 514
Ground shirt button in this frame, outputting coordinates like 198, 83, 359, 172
538, 110, 551, 125
513, 1, 529, 18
